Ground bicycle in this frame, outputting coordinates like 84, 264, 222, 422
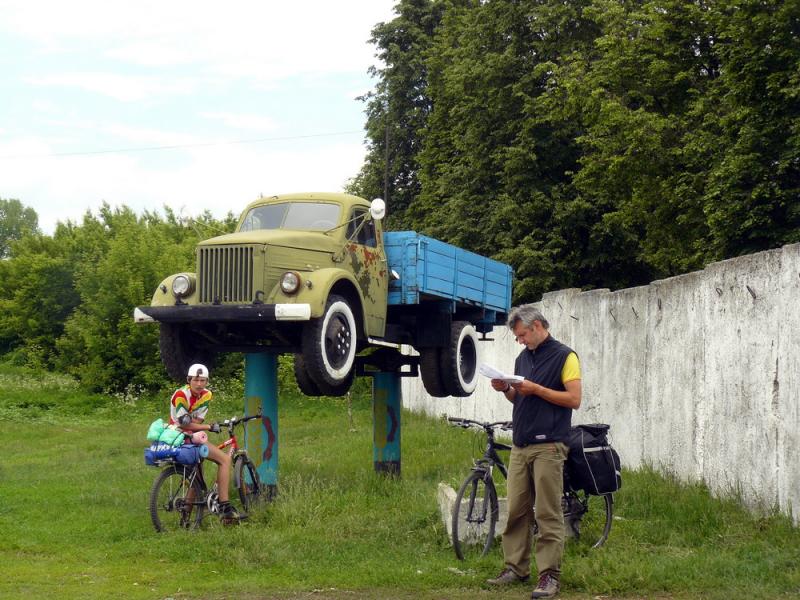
447, 417, 613, 560
148, 413, 263, 532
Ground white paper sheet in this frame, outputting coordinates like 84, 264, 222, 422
479, 363, 524, 384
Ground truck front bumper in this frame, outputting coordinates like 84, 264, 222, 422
133, 304, 312, 324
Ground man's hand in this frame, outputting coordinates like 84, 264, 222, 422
490, 378, 511, 392
510, 379, 536, 396
208, 422, 221, 434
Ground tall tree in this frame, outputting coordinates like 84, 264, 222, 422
0, 198, 39, 258
0, 234, 79, 365
553, 0, 721, 281
693, 0, 800, 257
350, 0, 454, 229
410, 0, 599, 300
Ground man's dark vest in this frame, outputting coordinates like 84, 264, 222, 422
511, 335, 575, 446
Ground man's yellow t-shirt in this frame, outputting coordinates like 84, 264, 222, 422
561, 352, 581, 383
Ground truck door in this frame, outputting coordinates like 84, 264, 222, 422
346, 208, 388, 338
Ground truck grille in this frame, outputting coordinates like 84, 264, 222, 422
198, 245, 255, 303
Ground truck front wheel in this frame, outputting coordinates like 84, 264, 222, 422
439, 321, 479, 397
159, 323, 216, 383
301, 295, 358, 390
293, 353, 354, 397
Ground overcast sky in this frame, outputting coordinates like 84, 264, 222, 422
0, 0, 397, 233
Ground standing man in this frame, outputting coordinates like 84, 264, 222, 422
487, 305, 581, 599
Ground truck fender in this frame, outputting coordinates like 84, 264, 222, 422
288, 268, 366, 322
149, 273, 199, 307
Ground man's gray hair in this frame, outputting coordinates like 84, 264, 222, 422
507, 304, 550, 330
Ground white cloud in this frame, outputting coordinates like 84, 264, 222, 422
104, 41, 200, 69
97, 123, 201, 147
0, 136, 59, 159
3, 1, 395, 85
30, 99, 61, 114
26, 72, 200, 103
199, 112, 277, 132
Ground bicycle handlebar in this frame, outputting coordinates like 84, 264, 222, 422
447, 417, 512, 431
221, 413, 262, 428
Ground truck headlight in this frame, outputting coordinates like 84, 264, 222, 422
172, 274, 195, 298
280, 271, 301, 295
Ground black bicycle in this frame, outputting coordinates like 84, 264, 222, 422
448, 417, 613, 560
148, 413, 263, 532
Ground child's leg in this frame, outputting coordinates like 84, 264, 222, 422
205, 444, 232, 502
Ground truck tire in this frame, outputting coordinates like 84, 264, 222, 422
301, 294, 358, 390
419, 348, 448, 397
159, 323, 216, 383
293, 353, 354, 397
439, 321, 479, 397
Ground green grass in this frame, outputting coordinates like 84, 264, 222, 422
0, 364, 798, 599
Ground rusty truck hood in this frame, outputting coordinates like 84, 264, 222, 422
197, 229, 341, 252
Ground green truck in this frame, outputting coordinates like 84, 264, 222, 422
134, 192, 513, 397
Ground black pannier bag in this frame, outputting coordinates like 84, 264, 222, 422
565, 423, 622, 495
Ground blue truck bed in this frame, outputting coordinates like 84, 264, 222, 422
384, 232, 513, 324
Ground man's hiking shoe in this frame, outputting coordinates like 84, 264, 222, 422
219, 503, 248, 525
486, 568, 529, 585
531, 572, 560, 598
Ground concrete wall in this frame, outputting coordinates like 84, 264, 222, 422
403, 243, 800, 523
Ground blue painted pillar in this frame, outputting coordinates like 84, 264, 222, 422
372, 371, 401, 476
243, 353, 278, 497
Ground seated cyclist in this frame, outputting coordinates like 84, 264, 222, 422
169, 363, 246, 523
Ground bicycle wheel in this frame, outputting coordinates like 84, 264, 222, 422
452, 471, 498, 560
149, 465, 204, 532
563, 490, 613, 549
234, 455, 262, 510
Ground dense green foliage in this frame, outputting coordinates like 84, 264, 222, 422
0, 203, 237, 391
1, 364, 798, 599
351, 0, 800, 301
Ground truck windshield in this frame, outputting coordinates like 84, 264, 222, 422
239, 202, 341, 232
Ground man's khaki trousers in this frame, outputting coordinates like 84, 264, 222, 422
501, 442, 567, 578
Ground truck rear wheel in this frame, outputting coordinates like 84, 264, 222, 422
293, 353, 354, 397
159, 323, 216, 383
439, 321, 479, 397
301, 294, 358, 390
419, 348, 448, 397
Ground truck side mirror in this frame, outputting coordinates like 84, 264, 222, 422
370, 198, 386, 220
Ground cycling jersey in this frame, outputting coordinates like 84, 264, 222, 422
169, 385, 212, 427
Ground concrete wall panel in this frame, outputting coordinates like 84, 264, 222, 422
647, 271, 708, 480
777, 244, 800, 517
701, 250, 783, 508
